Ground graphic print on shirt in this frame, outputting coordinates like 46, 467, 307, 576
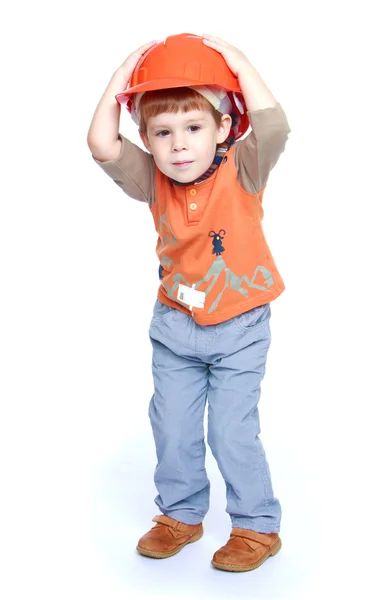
157, 214, 176, 280
195, 258, 274, 314
209, 229, 226, 256
158, 216, 275, 314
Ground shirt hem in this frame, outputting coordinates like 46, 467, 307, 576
157, 285, 285, 326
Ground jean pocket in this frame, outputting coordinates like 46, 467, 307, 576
234, 303, 271, 333
151, 299, 176, 321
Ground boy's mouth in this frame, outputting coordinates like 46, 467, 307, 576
173, 161, 193, 168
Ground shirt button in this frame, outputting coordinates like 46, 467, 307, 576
189, 189, 197, 196
190, 202, 197, 210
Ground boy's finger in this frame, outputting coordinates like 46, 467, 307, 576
134, 40, 159, 54
202, 33, 228, 46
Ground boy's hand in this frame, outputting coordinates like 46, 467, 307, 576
202, 33, 277, 112
116, 40, 158, 81
202, 34, 250, 78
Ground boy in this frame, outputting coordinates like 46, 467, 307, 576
87, 33, 291, 572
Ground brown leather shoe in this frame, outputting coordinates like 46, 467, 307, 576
136, 515, 203, 559
212, 528, 281, 572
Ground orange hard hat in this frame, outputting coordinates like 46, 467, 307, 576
116, 33, 250, 139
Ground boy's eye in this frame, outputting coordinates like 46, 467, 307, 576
155, 130, 170, 137
188, 125, 201, 132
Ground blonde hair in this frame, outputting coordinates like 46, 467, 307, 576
138, 87, 222, 133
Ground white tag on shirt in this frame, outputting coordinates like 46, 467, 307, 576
177, 283, 205, 310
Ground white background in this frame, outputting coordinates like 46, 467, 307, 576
1, 1, 371, 598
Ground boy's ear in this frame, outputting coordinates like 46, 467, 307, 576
140, 131, 152, 153
216, 114, 233, 143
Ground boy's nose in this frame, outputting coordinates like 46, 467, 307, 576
172, 135, 188, 151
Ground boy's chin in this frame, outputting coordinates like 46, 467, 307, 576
166, 167, 206, 184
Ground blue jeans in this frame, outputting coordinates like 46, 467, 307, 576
148, 299, 281, 533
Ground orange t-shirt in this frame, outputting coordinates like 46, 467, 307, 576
93, 102, 291, 325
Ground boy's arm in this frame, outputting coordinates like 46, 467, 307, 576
234, 103, 291, 194
92, 134, 155, 204
87, 41, 157, 203
87, 68, 127, 162
87, 40, 157, 161
230, 55, 277, 112
88, 73, 155, 204
202, 34, 291, 193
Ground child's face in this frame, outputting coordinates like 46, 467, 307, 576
140, 109, 232, 183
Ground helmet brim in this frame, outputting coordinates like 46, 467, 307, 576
116, 78, 242, 104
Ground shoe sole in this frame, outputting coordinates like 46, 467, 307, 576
211, 538, 282, 572
136, 528, 204, 559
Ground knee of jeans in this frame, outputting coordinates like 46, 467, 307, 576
207, 418, 259, 457
152, 415, 204, 444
